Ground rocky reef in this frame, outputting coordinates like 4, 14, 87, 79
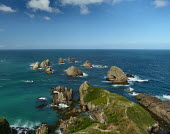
67, 58, 75, 63
65, 66, 83, 77
40, 59, 51, 68
58, 58, 64, 64
59, 82, 157, 134
35, 124, 48, 134
32, 62, 39, 70
51, 86, 73, 105
136, 93, 170, 125
45, 68, 53, 74
106, 66, 128, 84
82, 61, 93, 68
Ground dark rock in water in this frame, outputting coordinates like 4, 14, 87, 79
11, 127, 31, 134
51, 86, 73, 105
147, 123, 160, 134
58, 58, 64, 64
0, 117, 10, 134
136, 93, 170, 125
45, 68, 53, 74
32, 62, 39, 70
35, 124, 48, 134
40, 59, 51, 68
82, 61, 93, 68
65, 66, 83, 77
126, 73, 134, 78
67, 58, 75, 63
106, 66, 128, 84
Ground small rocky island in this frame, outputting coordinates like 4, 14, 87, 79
58, 58, 64, 64
106, 66, 128, 84
82, 60, 93, 68
65, 66, 83, 77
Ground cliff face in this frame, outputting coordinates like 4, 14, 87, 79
0, 117, 10, 134
60, 82, 157, 134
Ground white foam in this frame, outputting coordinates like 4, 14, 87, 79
101, 81, 112, 83
23, 80, 33, 83
29, 63, 34, 67
83, 73, 88, 77
55, 127, 62, 134
112, 84, 129, 87
58, 104, 69, 108
128, 75, 148, 83
11, 119, 40, 130
92, 65, 108, 68
38, 68, 44, 70
126, 87, 134, 92
129, 92, 139, 96
37, 97, 47, 101
163, 95, 170, 100
53, 91, 59, 94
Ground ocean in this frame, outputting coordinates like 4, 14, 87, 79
0, 49, 170, 130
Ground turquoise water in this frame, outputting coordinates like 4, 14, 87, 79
0, 49, 170, 129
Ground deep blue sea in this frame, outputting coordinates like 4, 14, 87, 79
0, 49, 170, 130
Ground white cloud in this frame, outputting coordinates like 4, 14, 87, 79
80, 5, 90, 15
112, 0, 124, 4
27, 0, 60, 13
0, 4, 16, 13
25, 13, 35, 18
153, 0, 169, 7
43, 16, 51, 20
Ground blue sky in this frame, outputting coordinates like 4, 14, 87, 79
0, 0, 170, 49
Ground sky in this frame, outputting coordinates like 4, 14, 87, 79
0, 0, 170, 49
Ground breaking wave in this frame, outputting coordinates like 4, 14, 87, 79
128, 75, 148, 82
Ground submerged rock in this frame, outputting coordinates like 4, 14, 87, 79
40, 59, 51, 68
0, 117, 10, 134
32, 62, 39, 70
66, 66, 83, 77
58, 58, 64, 64
106, 66, 128, 84
45, 68, 53, 74
51, 86, 73, 105
35, 124, 48, 134
126, 73, 134, 78
59, 82, 157, 134
67, 58, 75, 63
136, 93, 170, 125
82, 61, 93, 68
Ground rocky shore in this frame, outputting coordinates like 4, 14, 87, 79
136, 93, 170, 126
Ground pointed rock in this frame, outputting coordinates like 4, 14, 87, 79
32, 62, 39, 70
83, 61, 93, 68
45, 68, 53, 74
58, 58, 64, 64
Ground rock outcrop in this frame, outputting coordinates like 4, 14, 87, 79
35, 124, 48, 134
126, 73, 134, 78
0, 117, 10, 134
136, 93, 170, 125
32, 62, 39, 70
82, 61, 93, 68
51, 86, 73, 105
59, 82, 157, 134
45, 68, 53, 74
58, 58, 64, 64
65, 66, 83, 77
106, 66, 128, 84
40, 59, 51, 68
67, 58, 75, 63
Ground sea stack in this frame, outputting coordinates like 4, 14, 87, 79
58, 58, 64, 64
40, 59, 51, 68
35, 124, 48, 134
66, 66, 83, 77
68, 58, 76, 63
45, 68, 53, 74
51, 86, 73, 105
82, 61, 93, 68
106, 66, 128, 84
32, 62, 39, 70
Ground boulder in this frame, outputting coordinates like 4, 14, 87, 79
136, 93, 170, 125
106, 66, 128, 84
82, 61, 93, 68
51, 86, 73, 105
58, 58, 64, 64
40, 59, 51, 68
66, 66, 83, 77
35, 124, 48, 134
45, 68, 53, 74
0, 117, 10, 134
68, 58, 75, 63
32, 62, 39, 70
